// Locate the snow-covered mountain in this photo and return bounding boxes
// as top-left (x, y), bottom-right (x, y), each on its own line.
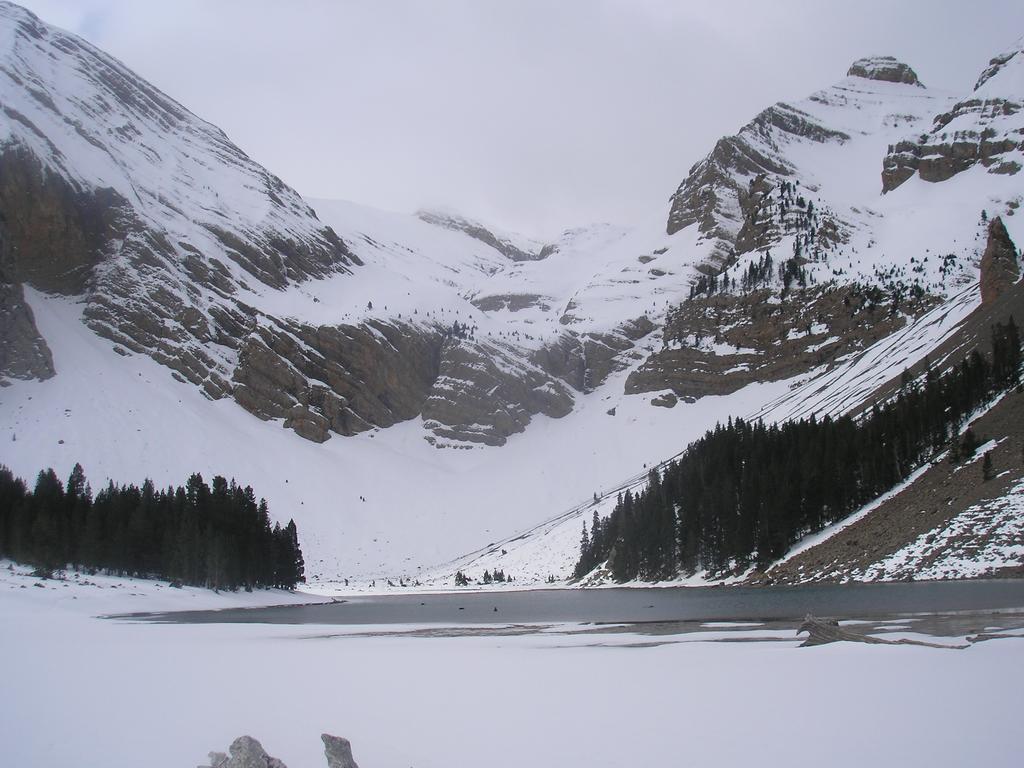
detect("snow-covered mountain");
top-left (0, 2), bottom-right (356, 400)
top-left (1, 1), bottom-right (1022, 586)
top-left (415, 45), bottom-right (1024, 585)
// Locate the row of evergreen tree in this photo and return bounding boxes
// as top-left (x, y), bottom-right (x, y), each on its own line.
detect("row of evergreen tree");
top-left (688, 252), bottom-right (775, 300)
top-left (0, 465), bottom-right (305, 590)
top-left (576, 318), bottom-right (1021, 582)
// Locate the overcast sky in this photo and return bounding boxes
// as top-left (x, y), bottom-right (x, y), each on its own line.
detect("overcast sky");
top-left (14, 0), bottom-right (1024, 238)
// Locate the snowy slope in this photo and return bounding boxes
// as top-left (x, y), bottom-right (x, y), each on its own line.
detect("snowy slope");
top-left (301, 200), bottom-right (693, 345)
top-left (0, 283), bottom-right (796, 584)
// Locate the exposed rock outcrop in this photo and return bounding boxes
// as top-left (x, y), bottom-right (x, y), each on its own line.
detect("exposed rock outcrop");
top-left (882, 100), bottom-right (1023, 191)
top-left (627, 285), bottom-right (936, 400)
top-left (423, 337), bottom-right (574, 446)
top-left (0, 204), bottom-right (54, 383)
top-left (417, 210), bottom-right (548, 262)
top-left (471, 293), bottom-right (551, 312)
top-left (200, 736), bottom-right (287, 768)
top-left (0, 277), bottom-right (54, 383)
top-left (666, 102), bottom-right (848, 269)
top-left (732, 175), bottom-right (847, 259)
top-left (231, 315), bottom-right (629, 446)
top-left (232, 318), bottom-right (443, 442)
top-left (975, 48), bottom-right (1020, 91)
top-left (882, 43), bottom-right (1023, 192)
top-left (198, 734), bottom-right (360, 768)
top-left (979, 216), bottom-right (1020, 304)
top-left (0, 145), bottom-right (125, 294)
top-left (322, 734), bottom-right (360, 768)
top-left (529, 317), bottom-right (654, 395)
top-left (847, 56), bottom-right (923, 87)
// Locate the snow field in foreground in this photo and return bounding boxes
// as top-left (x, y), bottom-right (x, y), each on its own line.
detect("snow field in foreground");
top-left (1, 564), bottom-right (1021, 768)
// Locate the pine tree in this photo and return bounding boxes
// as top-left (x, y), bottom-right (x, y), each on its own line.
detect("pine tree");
top-left (960, 428), bottom-right (980, 460)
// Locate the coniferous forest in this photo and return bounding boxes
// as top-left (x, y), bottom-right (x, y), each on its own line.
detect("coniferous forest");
top-left (576, 318), bottom-right (1022, 582)
top-left (0, 466), bottom-right (305, 590)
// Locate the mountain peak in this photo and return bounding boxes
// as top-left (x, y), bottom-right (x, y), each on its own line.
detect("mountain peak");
top-left (847, 56), bottom-right (923, 87)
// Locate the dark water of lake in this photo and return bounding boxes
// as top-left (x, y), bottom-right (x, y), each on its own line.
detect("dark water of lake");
top-left (121, 579), bottom-right (1024, 626)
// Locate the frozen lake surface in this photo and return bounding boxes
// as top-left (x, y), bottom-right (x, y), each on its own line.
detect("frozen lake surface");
top-left (128, 579), bottom-right (1024, 625)
top-left (6, 563), bottom-right (1024, 768)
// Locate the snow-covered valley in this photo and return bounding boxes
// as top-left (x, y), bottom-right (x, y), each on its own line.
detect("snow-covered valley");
top-left (2, 5), bottom-right (1024, 768)
top-left (0, 5), bottom-right (1023, 590)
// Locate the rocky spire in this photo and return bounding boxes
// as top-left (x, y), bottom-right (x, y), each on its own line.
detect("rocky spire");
top-left (980, 216), bottom-right (1020, 305)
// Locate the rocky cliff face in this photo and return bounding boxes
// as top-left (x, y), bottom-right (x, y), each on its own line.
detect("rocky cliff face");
top-left (626, 284), bottom-right (936, 401)
top-left (232, 317), bottom-right (443, 442)
top-left (664, 101), bottom-right (849, 265)
top-left (423, 336), bottom-right (574, 446)
top-left (0, 145), bottom-right (124, 294)
top-left (0, 200), bottom-right (54, 383)
top-left (0, 278), bottom-right (53, 384)
top-left (882, 42), bottom-right (1024, 192)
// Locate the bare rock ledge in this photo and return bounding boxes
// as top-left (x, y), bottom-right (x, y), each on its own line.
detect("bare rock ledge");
top-left (199, 734), bottom-right (359, 768)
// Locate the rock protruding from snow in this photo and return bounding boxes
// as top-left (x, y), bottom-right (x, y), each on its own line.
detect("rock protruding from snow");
top-left (199, 735), bottom-right (360, 768)
top-left (980, 217), bottom-right (1020, 305)
top-left (232, 317), bottom-right (442, 442)
top-left (664, 101), bottom-right (853, 264)
top-left (417, 209), bottom-right (548, 262)
top-left (0, 277), bottom-right (54, 384)
top-left (625, 284), bottom-right (936, 401)
top-left (797, 615), bottom-right (966, 649)
top-left (322, 734), bottom-right (361, 768)
top-left (200, 736), bottom-right (287, 768)
top-left (882, 42), bottom-right (1023, 192)
top-left (974, 44), bottom-right (1022, 91)
top-left (847, 56), bottom-right (923, 87)
top-left (422, 335), bottom-right (574, 446)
